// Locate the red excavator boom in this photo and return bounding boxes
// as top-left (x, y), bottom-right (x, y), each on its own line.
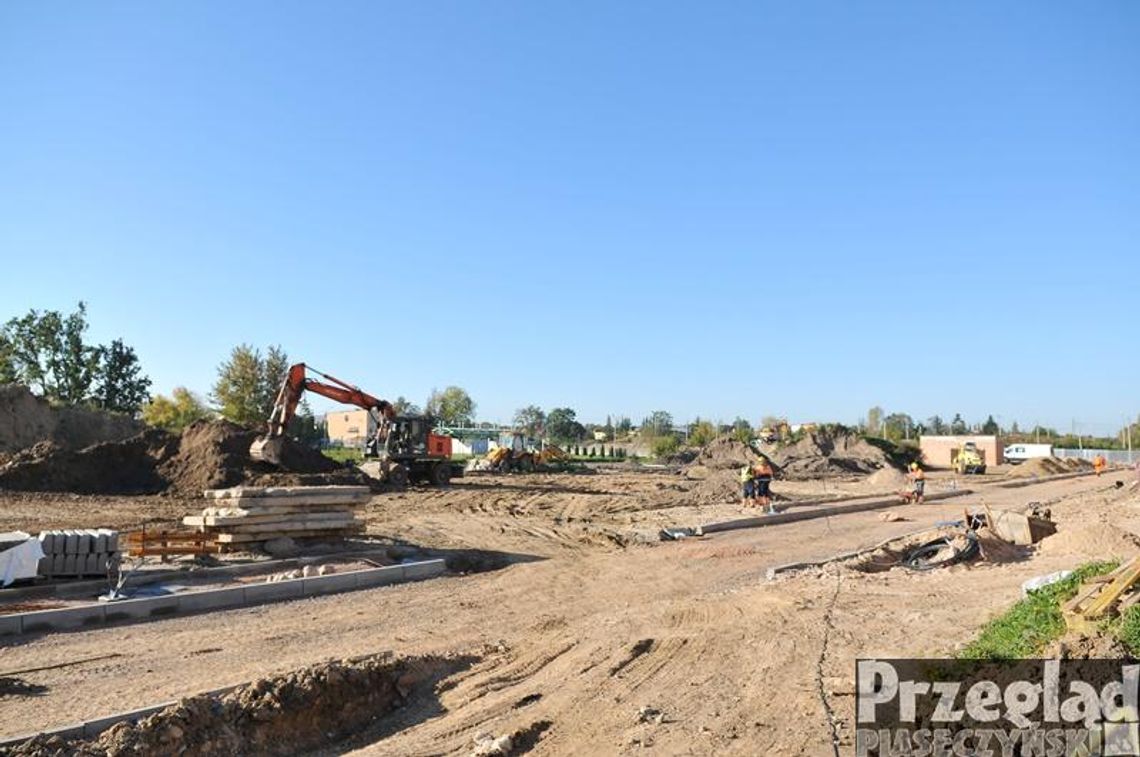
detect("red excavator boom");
top-left (250, 363), bottom-right (395, 466)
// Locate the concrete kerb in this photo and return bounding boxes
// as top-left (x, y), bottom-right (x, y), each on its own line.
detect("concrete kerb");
top-left (0, 682), bottom-right (247, 748)
top-left (0, 559), bottom-right (446, 638)
top-left (696, 489), bottom-right (974, 536)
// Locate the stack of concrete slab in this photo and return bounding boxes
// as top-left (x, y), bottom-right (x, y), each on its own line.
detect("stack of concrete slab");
top-left (37, 529), bottom-right (120, 578)
top-left (183, 486), bottom-right (369, 546)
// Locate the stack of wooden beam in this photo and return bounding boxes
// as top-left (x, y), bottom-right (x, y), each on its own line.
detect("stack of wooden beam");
top-left (183, 485), bottom-right (369, 546)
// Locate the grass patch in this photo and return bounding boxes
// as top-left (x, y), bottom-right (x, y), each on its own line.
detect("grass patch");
top-left (322, 447), bottom-right (363, 463)
top-left (958, 561), bottom-right (1118, 660)
top-left (1117, 606), bottom-right (1140, 656)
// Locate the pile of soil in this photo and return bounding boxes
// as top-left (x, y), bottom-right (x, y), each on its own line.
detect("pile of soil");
top-left (1006, 457), bottom-right (1093, 478)
top-left (0, 419), bottom-right (363, 495)
top-left (681, 436), bottom-right (769, 504)
top-left (864, 467), bottom-right (910, 491)
top-left (5, 653), bottom-right (469, 757)
top-left (766, 430), bottom-right (900, 480)
top-left (0, 384), bottom-right (142, 459)
top-left (1036, 521), bottom-right (1140, 560)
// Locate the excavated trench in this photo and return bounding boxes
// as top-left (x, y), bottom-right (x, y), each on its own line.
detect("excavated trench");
top-left (2, 653), bottom-right (479, 757)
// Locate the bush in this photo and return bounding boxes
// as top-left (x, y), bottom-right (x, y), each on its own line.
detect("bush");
top-left (651, 435), bottom-right (681, 458)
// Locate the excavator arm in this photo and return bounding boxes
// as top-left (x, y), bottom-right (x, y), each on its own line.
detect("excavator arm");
top-left (251, 363), bottom-right (395, 465)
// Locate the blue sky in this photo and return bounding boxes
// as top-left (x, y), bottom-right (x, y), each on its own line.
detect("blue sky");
top-left (1, 2), bottom-right (1137, 433)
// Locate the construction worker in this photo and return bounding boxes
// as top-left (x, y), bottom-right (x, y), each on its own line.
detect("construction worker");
top-left (755, 456), bottom-right (775, 513)
top-left (739, 463), bottom-right (758, 505)
top-left (908, 462), bottom-right (926, 504)
top-left (1093, 454), bottom-right (1107, 477)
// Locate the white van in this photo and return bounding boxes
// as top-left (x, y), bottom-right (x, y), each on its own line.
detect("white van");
top-left (1003, 443), bottom-right (1053, 464)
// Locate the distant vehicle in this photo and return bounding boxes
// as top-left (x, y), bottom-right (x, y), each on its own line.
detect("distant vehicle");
top-left (1003, 443), bottom-right (1054, 464)
top-left (954, 442), bottom-right (987, 475)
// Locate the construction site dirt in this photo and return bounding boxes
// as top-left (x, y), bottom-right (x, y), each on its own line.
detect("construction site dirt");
top-left (0, 466), bottom-right (1135, 755)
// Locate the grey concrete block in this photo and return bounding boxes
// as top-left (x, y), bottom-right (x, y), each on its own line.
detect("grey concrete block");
top-left (0, 613), bottom-right (22, 636)
top-left (81, 703), bottom-right (170, 739)
top-left (93, 532), bottom-right (107, 553)
top-left (65, 531), bottom-right (79, 554)
top-left (76, 533), bottom-right (92, 555)
top-left (103, 595), bottom-right (179, 622)
top-left (37, 556), bottom-right (52, 577)
top-left (20, 604), bottom-right (106, 633)
top-left (356, 565), bottom-right (405, 589)
top-left (105, 531), bottom-right (119, 552)
top-left (52, 553), bottom-right (66, 574)
top-left (178, 586), bottom-right (247, 614)
top-left (243, 579), bottom-right (305, 604)
top-left (38, 532), bottom-right (55, 554)
top-left (63, 554), bottom-right (78, 575)
top-left (301, 572), bottom-right (358, 597)
top-left (401, 559), bottom-right (446, 581)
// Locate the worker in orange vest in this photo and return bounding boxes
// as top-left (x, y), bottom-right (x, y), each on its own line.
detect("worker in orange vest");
top-left (1094, 454), bottom-right (1107, 476)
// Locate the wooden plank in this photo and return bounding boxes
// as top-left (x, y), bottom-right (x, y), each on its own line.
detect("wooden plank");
top-left (206, 494), bottom-right (370, 508)
top-left (1082, 556), bottom-right (1140, 619)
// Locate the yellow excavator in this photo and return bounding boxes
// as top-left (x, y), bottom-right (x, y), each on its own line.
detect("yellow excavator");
top-left (486, 436), bottom-right (569, 472)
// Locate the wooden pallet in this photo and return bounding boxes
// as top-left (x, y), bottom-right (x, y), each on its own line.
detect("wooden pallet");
top-left (1063, 556), bottom-right (1140, 633)
top-left (123, 529), bottom-right (222, 558)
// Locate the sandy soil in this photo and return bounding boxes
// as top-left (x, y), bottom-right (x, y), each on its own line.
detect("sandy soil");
top-left (0, 469), bottom-right (1134, 755)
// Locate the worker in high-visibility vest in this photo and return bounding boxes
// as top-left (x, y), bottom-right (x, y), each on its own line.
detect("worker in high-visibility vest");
top-left (739, 464), bottom-right (758, 505)
top-left (1094, 454), bottom-right (1107, 477)
top-left (909, 462), bottom-right (926, 503)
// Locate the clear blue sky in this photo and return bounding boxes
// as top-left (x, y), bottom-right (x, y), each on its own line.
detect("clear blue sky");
top-left (1, 2), bottom-right (1137, 434)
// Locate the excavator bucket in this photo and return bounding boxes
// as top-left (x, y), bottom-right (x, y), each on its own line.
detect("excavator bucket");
top-left (249, 436), bottom-right (286, 466)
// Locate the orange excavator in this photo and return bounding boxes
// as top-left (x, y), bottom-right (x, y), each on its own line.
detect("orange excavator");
top-left (250, 363), bottom-right (396, 467)
top-left (250, 363), bottom-right (460, 487)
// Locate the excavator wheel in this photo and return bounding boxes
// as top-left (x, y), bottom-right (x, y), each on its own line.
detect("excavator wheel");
top-left (386, 463), bottom-right (409, 488)
top-left (430, 462), bottom-right (451, 487)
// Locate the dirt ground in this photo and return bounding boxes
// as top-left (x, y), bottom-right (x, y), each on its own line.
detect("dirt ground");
top-left (0, 468), bottom-right (1135, 754)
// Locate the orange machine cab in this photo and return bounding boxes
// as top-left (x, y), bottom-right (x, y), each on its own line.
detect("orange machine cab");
top-left (428, 433), bottom-right (452, 457)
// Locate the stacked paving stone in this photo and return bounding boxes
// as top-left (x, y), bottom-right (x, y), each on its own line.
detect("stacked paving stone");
top-left (37, 529), bottom-right (121, 578)
top-left (183, 485), bottom-right (369, 546)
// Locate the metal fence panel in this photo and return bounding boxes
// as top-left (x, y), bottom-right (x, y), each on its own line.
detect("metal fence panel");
top-left (1054, 448), bottom-right (1137, 465)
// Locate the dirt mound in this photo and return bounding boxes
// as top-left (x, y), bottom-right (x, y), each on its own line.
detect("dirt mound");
top-left (1037, 521), bottom-right (1140, 560)
top-left (766, 429), bottom-right (900, 481)
top-left (0, 384), bottom-right (143, 456)
top-left (1007, 457), bottom-right (1093, 478)
top-left (6, 653), bottom-right (475, 757)
top-left (0, 419), bottom-right (358, 495)
top-left (687, 436), bottom-right (764, 471)
top-left (864, 467), bottom-right (910, 491)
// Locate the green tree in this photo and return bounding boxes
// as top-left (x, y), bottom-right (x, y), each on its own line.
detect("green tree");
top-left (651, 434), bottom-right (680, 458)
top-left (142, 387), bottom-right (211, 432)
top-left (866, 406), bottom-right (884, 436)
top-left (4, 302), bottom-right (101, 403)
top-left (604, 414), bottom-right (615, 441)
top-left (981, 415), bottom-right (1000, 435)
top-left (642, 411), bottom-right (673, 438)
top-left (392, 396), bottom-right (422, 416)
top-left (688, 418), bottom-right (717, 447)
top-left (950, 413), bottom-right (968, 435)
top-left (425, 386), bottom-right (476, 425)
top-left (513, 405), bottom-right (545, 436)
top-left (92, 338), bottom-right (151, 413)
top-left (212, 344), bottom-right (290, 428)
top-left (0, 332), bottom-right (17, 384)
top-left (616, 416), bottom-right (632, 437)
top-left (288, 398), bottom-right (325, 448)
top-left (883, 413), bottom-right (914, 442)
top-left (546, 407), bottom-right (585, 442)
top-left (927, 415), bottom-right (947, 435)
top-left (731, 417), bottom-right (753, 444)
